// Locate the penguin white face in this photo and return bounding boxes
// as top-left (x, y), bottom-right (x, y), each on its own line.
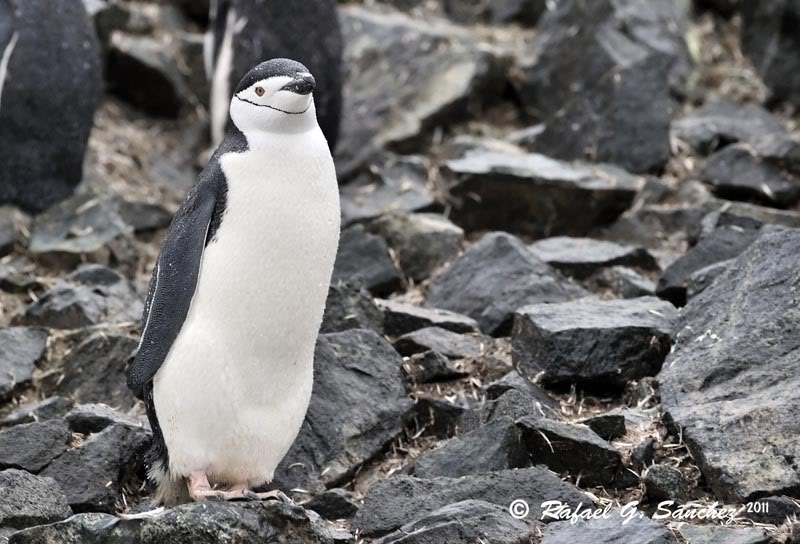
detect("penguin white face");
top-left (229, 59), bottom-right (318, 136)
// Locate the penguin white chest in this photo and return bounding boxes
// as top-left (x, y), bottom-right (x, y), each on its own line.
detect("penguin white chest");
top-left (153, 134), bottom-right (340, 486)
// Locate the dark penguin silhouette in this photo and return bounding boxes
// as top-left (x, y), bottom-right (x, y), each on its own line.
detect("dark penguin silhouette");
top-left (207, 0), bottom-right (343, 151)
top-left (0, 0), bottom-right (102, 213)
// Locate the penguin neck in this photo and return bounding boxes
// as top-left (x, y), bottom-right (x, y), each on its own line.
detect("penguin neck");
top-left (241, 125), bottom-right (324, 154)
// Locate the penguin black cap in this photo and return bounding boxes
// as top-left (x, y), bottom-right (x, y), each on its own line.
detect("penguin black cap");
top-left (235, 58), bottom-right (316, 95)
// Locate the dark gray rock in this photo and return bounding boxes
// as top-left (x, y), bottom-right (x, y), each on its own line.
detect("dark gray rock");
top-left (701, 145), bottom-right (800, 207)
top-left (106, 32), bottom-right (189, 118)
top-left (408, 351), bottom-right (468, 383)
top-left (394, 327), bottom-right (487, 359)
top-left (320, 283), bottom-right (383, 334)
top-left (427, 232), bottom-right (588, 335)
top-left (414, 416), bottom-right (528, 478)
top-left (374, 499), bottom-right (539, 544)
top-left (340, 156), bottom-right (437, 225)
top-left (675, 524), bottom-right (770, 544)
top-left (0, 420), bottom-right (71, 473)
top-left (513, 297), bottom-right (677, 390)
top-left (542, 514), bottom-right (674, 544)
top-left (643, 464), bottom-right (690, 502)
top-left (514, 0), bottom-right (689, 173)
top-left (412, 398), bottom-right (470, 439)
top-left (529, 237), bottom-right (658, 279)
top-left (0, 207), bottom-right (28, 257)
top-left (602, 205), bottom-right (709, 250)
top-left (590, 266), bottom-right (657, 299)
top-left (0, 328), bottom-right (48, 402)
top-left (0, 469), bottom-right (72, 538)
top-left (274, 330), bottom-right (413, 492)
top-left (353, 467), bottom-right (586, 538)
top-left (461, 388), bottom-right (558, 433)
top-left (658, 228), bottom-right (800, 501)
top-left (39, 422), bottom-right (150, 513)
top-left (686, 259), bottom-right (732, 300)
top-left (443, 0), bottom-right (548, 25)
top-left (581, 414), bottom-right (627, 441)
top-left (444, 150), bottom-right (643, 237)
top-left (115, 199), bottom-right (173, 233)
top-left (656, 222), bottom-right (763, 306)
top-left (632, 437), bottom-right (657, 470)
top-left (16, 265), bottom-right (142, 330)
top-left (484, 371), bottom-right (559, 411)
top-left (52, 334), bottom-right (138, 410)
top-left (337, 6), bottom-right (505, 177)
top-left (305, 488), bottom-right (360, 521)
top-left (741, 0), bottom-right (800, 107)
top-left (743, 495), bottom-right (800, 525)
top-left (64, 404), bottom-right (145, 435)
top-left (379, 299), bottom-right (479, 336)
top-left (517, 417), bottom-right (636, 488)
top-left (9, 501), bottom-right (347, 544)
top-left (367, 213), bottom-right (463, 282)
top-left (672, 99), bottom-right (788, 154)
top-left (0, 0), bottom-right (102, 214)
top-left (332, 225), bottom-right (403, 296)
top-left (0, 398), bottom-right (74, 429)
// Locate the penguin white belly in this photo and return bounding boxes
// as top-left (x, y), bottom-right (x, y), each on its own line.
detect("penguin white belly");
top-left (153, 135), bottom-right (340, 486)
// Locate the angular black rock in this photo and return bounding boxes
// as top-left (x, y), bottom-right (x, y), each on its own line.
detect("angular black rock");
top-left (529, 237), bottom-right (658, 279)
top-left (741, 0), bottom-right (800, 107)
top-left (513, 0), bottom-right (689, 173)
top-left (656, 221), bottom-right (763, 306)
top-left (412, 398), bottom-right (469, 439)
top-left (320, 282), bottom-right (384, 334)
top-left (378, 299), bottom-right (479, 337)
top-left (8, 501), bottom-right (347, 544)
top-left (337, 6), bottom-right (505, 177)
top-left (408, 351), bottom-right (468, 383)
top-left (484, 371), bottom-right (559, 412)
top-left (0, 469), bottom-right (72, 539)
top-left (701, 145), bottom-right (800, 208)
top-left (0, 420), bottom-right (71, 473)
top-left (643, 464), bottom-right (690, 503)
top-left (367, 213), bottom-right (463, 282)
top-left (541, 514), bottom-right (675, 544)
top-left (686, 259), bottom-right (732, 300)
top-left (17, 265), bottom-right (142, 330)
top-left (414, 416), bottom-right (528, 479)
top-left (353, 467), bottom-right (586, 538)
top-left (305, 488), bottom-right (361, 521)
top-left (394, 327), bottom-right (487, 359)
top-left (517, 417), bottom-right (636, 488)
top-left (443, 149), bottom-right (643, 238)
top-left (631, 437), bottom-right (657, 470)
top-left (39, 422), bottom-right (150, 513)
top-left (340, 156), bottom-right (438, 225)
top-left (427, 232), bottom-right (588, 335)
top-left (590, 266), bottom-right (657, 299)
top-left (52, 334), bottom-right (139, 410)
top-left (581, 414), bottom-right (627, 441)
top-left (0, 328), bottom-right (48, 402)
top-left (659, 228), bottom-right (800, 501)
top-left (332, 225), bottom-right (403, 296)
top-left (274, 330), bottom-right (413, 492)
top-left (672, 99), bottom-right (788, 154)
top-left (374, 499), bottom-right (540, 544)
top-left (513, 297), bottom-right (677, 390)
top-left (0, 0), bottom-right (102, 213)
top-left (0, 398), bottom-right (74, 429)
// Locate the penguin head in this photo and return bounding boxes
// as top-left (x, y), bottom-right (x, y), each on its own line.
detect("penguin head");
top-left (229, 58), bottom-right (317, 135)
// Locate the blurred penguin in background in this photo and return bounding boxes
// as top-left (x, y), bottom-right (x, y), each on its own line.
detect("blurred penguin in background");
top-left (206, 0), bottom-right (343, 151)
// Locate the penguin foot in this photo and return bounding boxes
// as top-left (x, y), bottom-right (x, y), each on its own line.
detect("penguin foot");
top-left (187, 471), bottom-right (224, 502)
top-left (216, 485), bottom-right (293, 504)
top-left (251, 489), bottom-right (294, 504)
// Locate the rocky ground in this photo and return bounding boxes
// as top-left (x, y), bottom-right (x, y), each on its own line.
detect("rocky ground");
top-left (2, 0), bottom-right (800, 543)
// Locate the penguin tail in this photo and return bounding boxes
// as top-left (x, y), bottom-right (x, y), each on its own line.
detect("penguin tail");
top-left (149, 458), bottom-right (191, 506)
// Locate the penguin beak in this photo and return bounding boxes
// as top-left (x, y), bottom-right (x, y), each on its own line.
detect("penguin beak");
top-left (280, 72), bottom-right (316, 95)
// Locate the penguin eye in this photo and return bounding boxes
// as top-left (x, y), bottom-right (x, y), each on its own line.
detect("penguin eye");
top-left (254, 86), bottom-right (265, 97)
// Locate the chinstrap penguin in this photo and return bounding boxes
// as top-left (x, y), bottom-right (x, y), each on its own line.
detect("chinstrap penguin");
top-left (127, 58), bottom-right (341, 505)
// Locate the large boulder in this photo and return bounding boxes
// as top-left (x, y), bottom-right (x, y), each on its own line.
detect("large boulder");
top-left (0, 0), bottom-right (102, 213)
top-left (336, 6), bottom-right (505, 177)
top-left (274, 329), bottom-right (413, 492)
top-left (658, 228), bottom-right (800, 501)
top-left (513, 0), bottom-right (690, 173)
top-left (443, 148), bottom-right (643, 237)
top-left (426, 232), bottom-right (588, 335)
top-left (0, 469), bottom-right (72, 540)
top-left (741, 0), bottom-right (800, 107)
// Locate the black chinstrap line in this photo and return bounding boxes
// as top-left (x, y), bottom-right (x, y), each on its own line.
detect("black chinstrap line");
top-left (235, 95), bottom-right (311, 115)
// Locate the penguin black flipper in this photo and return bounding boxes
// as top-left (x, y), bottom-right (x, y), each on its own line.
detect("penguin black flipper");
top-left (126, 169), bottom-right (228, 397)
